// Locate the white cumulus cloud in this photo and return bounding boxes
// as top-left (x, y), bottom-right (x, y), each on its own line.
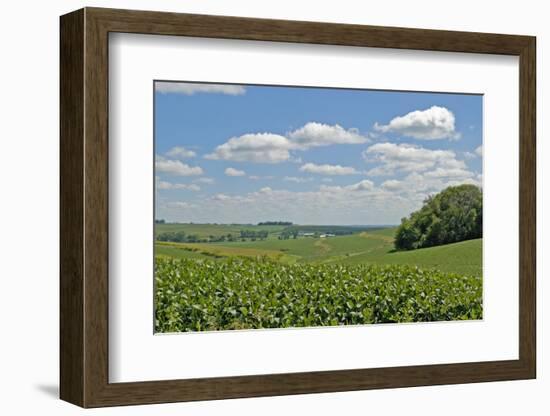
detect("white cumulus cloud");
top-left (212, 194), bottom-right (231, 201)
top-left (249, 175), bottom-right (274, 180)
top-left (300, 162), bottom-right (359, 176)
top-left (225, 167), bottom-right (246, 177)
top-left (165, 201), bottom-right (196, 209)
top-left (155, 156), bottom-right (203, 176)
top-left (374, 106), bottom-right (460, 140)
top-left (423, 167), bottom-right (474, 180)
top-left (205, 133), bottom-right (292, 164)
top-left (381, 179), bottom-right (403, 191)
top-left (288, 122), bottom-right (369, 148)
top-left (194, 177), bottom-right (215, 184)
top-left (475, 145), bottom-right (483, 157)
top-left (320, 179), bottom-right (374, 193)
top-left (166, 146), bottom-right (196, 159)
top-left (155, 82), bottom-right (246, 95)
top-left (344, 179), bottom-right (375, 191)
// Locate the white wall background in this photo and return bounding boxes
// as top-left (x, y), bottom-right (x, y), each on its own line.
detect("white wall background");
top-left (0, 0), bottom-right (545, 414)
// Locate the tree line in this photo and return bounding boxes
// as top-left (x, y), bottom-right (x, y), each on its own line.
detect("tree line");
top-left (156, 229), bottom-right (269, 244)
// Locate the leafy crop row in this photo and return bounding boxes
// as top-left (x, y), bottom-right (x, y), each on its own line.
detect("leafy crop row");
top-left (155, 257), bottom-right (482, 332)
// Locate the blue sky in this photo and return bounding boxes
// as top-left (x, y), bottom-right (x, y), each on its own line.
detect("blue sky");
top-left (154, 81), bottom-right (482, 225)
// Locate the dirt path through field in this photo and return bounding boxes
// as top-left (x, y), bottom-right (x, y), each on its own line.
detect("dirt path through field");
top-left (313, 239), bottom-right (331, 254)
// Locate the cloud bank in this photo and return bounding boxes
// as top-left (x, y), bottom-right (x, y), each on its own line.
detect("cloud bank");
top-left (156, 180), bottom-right (201, 191)
top-left (363, 142), bottom-right (469, 177)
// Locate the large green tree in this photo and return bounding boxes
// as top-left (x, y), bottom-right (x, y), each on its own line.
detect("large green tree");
top-left (394, 184), bottom-right (482, 250)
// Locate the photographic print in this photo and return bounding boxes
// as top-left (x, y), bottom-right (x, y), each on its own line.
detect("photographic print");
top-left (154, 81), bottom-right (483, 333)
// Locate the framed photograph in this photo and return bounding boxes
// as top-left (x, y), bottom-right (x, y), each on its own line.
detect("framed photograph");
top-left (60, 7), bottom-right (536, 408)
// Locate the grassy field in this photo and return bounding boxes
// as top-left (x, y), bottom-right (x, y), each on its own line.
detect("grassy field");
top-left (340, 238), bottom-right (482, 277)
top-left (155, 224), bottom-right (482, 277)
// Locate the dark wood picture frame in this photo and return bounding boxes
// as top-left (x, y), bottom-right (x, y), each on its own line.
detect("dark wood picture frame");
top-left (60, 7), bottom-right (536, 408)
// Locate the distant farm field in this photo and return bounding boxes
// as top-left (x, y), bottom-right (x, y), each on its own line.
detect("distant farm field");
top-left (154, 224), bottom-right (481, 277)
top-left (156, 241), bottom-right (300, 263)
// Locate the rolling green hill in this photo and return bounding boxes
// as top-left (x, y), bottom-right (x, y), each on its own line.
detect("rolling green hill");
top-left (155, 225), bottom-right (482, 277)
top-left (336, 237), bottom-right (482, 277)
